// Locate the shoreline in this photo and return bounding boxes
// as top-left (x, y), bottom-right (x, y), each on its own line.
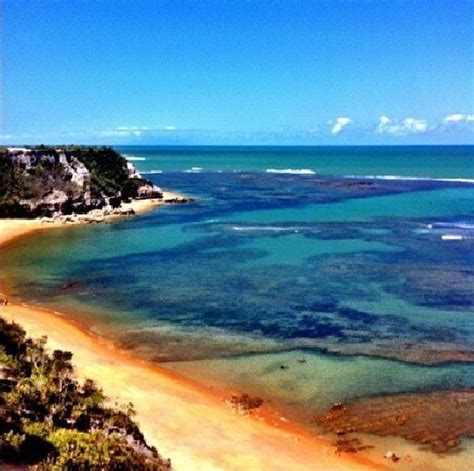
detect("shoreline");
top-left (0, 299), bottom-right (384, 471)
top-left (0, 190), bottom-right (186, 248)
top-left (0, 205), bottom-right (387, 470)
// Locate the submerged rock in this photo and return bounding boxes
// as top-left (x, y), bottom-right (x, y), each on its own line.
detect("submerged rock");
top-left (225, 393), bottom-right (263, 415)
top-left (313, 389), bottom-right (474, 453)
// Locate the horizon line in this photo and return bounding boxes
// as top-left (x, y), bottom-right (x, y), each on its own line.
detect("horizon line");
top-left (3, 143), bottom-right (473, 148)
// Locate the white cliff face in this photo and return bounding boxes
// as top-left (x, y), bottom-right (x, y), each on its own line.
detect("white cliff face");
top-left (6, 151), bottom-right (91, 190)
top-left (126, 161), bottom-right (142, 179)
top-left (42, 189), bottom-right (69, 206)
top-left (56, 154), bottom-right (91, 188)
top-left (10, 152), bottom-right (35, 167)
top-left (7, 147), bottom-right (30, 152)
top-left (59, 153), bottom-right (69, 165)
top-left (69, 158), bottom-right (90, 188)
top-left (127, 160), bottom-right (142, 178)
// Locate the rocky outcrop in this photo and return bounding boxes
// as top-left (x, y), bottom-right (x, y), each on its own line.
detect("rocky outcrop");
top-left (313, 389), bottom-right (474, 453)
top-left (136, 183), bottom-right (163, 199)
top-left (126, 161), bottom-right (142, 179)
top-left (164, 196), bottom-right (194, 204)
top-left (68, 157), bottom-right (90, 188)
top-left (0, 146), bottom-right (171, 218)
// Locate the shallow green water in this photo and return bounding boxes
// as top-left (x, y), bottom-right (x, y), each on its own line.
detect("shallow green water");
top-left (3, 146), bottom-right (474, 447)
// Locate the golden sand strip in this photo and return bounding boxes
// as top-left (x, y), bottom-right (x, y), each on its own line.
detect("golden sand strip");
top-left (0, 191), bottom-right (182, 248)
top-left (0, 214), bottom-right (385, 470)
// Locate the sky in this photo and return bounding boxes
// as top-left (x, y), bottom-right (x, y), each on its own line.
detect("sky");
top-left (2, 0), bottom-right (473, 145)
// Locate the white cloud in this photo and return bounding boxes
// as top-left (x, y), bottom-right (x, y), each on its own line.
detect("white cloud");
top-left (375, 115), bottom-right (428, 135)
top-left (330, 117), bottom-right (353, 135)
top-left (99, 126), bottom-right (158, 138)
top-left (443, 113), bottom-right (474, 124)
top-left (99, 129), bottom-right (130, 137)
top-left (114, 126), bottom-right (150, 131)
top-left (103, 125), bottom-right (180, 136)
top-left (403, 118), bottom-right (428, 133)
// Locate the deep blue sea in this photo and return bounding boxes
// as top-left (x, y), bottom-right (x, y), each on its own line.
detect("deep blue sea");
top-left (3, 146), bottom-right (474, 437)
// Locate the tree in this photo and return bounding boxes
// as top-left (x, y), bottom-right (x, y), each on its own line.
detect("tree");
top-left (0, 318), bottom-right (170, 469)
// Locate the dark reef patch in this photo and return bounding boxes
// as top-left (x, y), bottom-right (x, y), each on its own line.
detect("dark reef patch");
top-left (3, 172), bottom-right (473, 365)
top-left (313, 389), bottom-right (474, 453)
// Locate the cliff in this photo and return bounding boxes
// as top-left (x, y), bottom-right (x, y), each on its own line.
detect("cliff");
top-left (0, 146), bottom-right (163, 218)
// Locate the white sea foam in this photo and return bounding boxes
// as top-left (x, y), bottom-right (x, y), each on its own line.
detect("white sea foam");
top-left (417, 221), bottom-right (473, 239)
top-left (265, 168), bottom-right (316, 175)
top-left (185, 167), bottom-right (203, 173)
top-left (123, 155), bottom-right (146, 161)
top-left (345, 175), bottom-right (474, 184)
top-left (141, 170), bottom-right (163, 174)
top-left (441, 234), bottom-right (466, 241)
top-left (433, 222), bottom-right (474, 230)
top-left (232, 225), bottom-right (302, 232)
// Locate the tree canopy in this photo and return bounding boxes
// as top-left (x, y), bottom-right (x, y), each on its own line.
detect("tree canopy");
top-left (0, 317), bottom-right (171, 470)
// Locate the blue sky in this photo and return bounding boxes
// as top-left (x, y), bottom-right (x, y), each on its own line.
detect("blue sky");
top-left (2, 0), bottom-right (473, 145)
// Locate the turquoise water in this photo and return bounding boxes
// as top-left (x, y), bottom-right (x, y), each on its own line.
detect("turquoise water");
top-left (117, 145), bottom-right (474, 178)
top-left (166, 350), bottom-right (474, 414)
top-left (3, 146), bottom-right (474, 428)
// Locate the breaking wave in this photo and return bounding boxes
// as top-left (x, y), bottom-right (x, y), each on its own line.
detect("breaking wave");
top-left (265, 168), bottom-right (316, 175)
top-left (441, 235), bottom-right (468, 241)
top-left (123, 155), bottom-right (146, 161)
top-left (231, 225), bottom-right (303, 233)
top-left (431, 222), bottom-right (474, 230)
top-left (345, 175), bottom-right (474, 184)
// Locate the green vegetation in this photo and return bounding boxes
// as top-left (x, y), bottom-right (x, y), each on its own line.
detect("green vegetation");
top-left (0, 156), bottom-right (81, 217)
top-left (0, 156), bottom-right (23, 216)
top-left (121, 177), bottom-right (150, 200)
top-left (0, 146), bottom-right (156, 217)
top-left (67, 146), bottom-right (130, 199)
top-left (0, 317), bottom-right (171, 470)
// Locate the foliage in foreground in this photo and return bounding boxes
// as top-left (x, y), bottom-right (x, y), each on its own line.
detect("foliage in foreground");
top-left (0, 317), bottom-right (171, 470)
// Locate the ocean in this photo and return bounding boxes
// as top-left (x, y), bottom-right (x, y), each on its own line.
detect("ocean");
top-left (3, 145), bottom-right (474, 463)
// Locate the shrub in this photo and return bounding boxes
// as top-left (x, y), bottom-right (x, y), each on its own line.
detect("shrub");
top-left (0, 318), bottom-right (170, 469)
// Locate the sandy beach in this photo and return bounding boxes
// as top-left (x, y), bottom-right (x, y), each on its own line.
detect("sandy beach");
top-left (0, 190), bottom-right (183, 248)
top-left (0, 214), bottom-right (386, 471)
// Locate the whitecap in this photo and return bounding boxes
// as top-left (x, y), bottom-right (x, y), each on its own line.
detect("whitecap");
top-left (345, 175), bottom-right (474, 184)
top-left (441, 234), bottom-right (466, 241)
top-left (123, 155), bottom-right (146, 161)
top-left (433, 222), bottom-right (474, 230)
top-left (231, 225), bottom-right (302, 232)
top-left (265, 168), bottom-right (316, 175)
top-left (141, 170), bottom-right (163, 174)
